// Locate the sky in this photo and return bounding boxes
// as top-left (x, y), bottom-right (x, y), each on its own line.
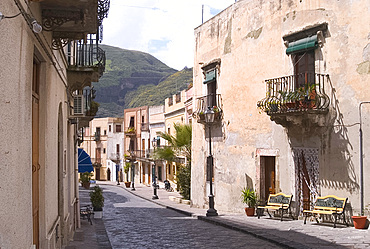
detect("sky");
top-left (102, 0), bottom-right (236, 70)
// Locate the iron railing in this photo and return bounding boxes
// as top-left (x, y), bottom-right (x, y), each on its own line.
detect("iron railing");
top-left (257, 73), bottom-right (330, 114)
top-left (193, 94), bottom-right (223, 124)
top-left (141, 123), bottom-right (149, 131)
top-left (68, 34), bottom-right (106, 77)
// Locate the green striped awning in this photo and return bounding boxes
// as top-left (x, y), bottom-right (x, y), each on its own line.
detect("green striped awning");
top-left (286, 35), bottom-right (318, 55)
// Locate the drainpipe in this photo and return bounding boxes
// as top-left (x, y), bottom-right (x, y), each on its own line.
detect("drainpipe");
top-left (359, 101), bottom-right (370, 216)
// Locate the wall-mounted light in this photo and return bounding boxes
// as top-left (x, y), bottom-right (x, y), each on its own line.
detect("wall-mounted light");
top-left (30, 17), bottom-right (42, 33)
top-left (0, 10), bottom-right (42, 33)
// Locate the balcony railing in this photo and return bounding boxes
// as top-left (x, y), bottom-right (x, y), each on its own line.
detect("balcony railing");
top-left (257, 73), bottom-right (330, 115)
top-left (141, 123), bottom-right (149, 131)
top-left (110, 153), bottom-right (120, 163)
top-left (68, 35), bottom-right (106, 78)
top-left (193, 94), bottom-right (223, 124)
top-left (125, 127), bottom-right (136, 136)
top-left (40, 0), bottom-right (110, 41)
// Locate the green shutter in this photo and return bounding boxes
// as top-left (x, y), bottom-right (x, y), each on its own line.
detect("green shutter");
top-left (286, 35), bottom-right (318, 55)
top-left (203, 69), bottom-right (216, 84)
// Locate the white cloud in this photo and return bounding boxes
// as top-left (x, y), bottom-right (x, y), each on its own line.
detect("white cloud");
top-left (102, 0), bottom-right (236, 70)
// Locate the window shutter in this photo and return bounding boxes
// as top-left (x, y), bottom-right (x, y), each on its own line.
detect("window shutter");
top-left (203, 69), bottom-right (216, 84)
top-left (286, 35), bottom-right (318, 55)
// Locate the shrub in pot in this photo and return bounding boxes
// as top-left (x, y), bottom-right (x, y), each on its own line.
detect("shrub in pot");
top-left (90, 186), bottom-right (104, 218)
top-left (241, 187), bottom-right (258, 216)
top-left (80, 172), bottom-right (93, 189)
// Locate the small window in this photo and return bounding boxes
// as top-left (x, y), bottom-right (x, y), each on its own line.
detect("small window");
top-left (104, 130), bottom-right (107, 135)
top-left (116, 124), bottom-right (122, 132)
top-left (109, 125), bottom-right (111, 132)
top-left (168, 97), bottom-right (173, 106)
top-left (116, 144), bottom-right (120, 153)
top-left (175, 93), bottom-right (181, 103)
top-left (103, 148), bottom-right (106, 154)
top-left (142, 115), bottom-right (145, 123)
top-left (168, 127), bottom-right (170, 134)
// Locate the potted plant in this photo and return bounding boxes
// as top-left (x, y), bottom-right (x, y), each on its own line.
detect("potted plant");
top-left (241, 187), bottom-right (258, 216)
top-left (351, 215), bottom-right (368, 229)
top-left (124, 162), bottom-right (131, 187)
top-left (90, 186), bottom-right (104, 218)
top-left (80, 172), bottom-right (93, 189)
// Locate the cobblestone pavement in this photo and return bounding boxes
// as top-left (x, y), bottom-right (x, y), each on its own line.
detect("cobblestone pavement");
top-left (101, 184), bottom-right (283, 249)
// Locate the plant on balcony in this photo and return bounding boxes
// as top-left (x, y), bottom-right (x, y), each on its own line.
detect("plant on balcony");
top-left (297, 83), bottom-right (317, 109)
top-left (126, 127), bottom-right (135, 133)
top-left (87, 101), bottom-right (99, 116)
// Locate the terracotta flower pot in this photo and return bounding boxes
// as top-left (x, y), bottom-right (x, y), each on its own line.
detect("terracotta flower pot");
top-left (245, 207), bottom-right (255, 216)
top-left (352, 216), bottom-right (368, 229)
top-left (124, 182), bottom-right (131, 188)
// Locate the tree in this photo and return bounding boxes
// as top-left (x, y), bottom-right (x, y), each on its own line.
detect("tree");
top-left (155, 123), bottom-right (192, 199)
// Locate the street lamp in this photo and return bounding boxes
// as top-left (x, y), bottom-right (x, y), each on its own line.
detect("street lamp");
top-left (116, 154), bottom-right (120, 185)
top-left (204, 106), bottom-right (218, 216)
top-left (152, 138), bottom-right (159, 199)
top-left (130, 151), bottom-right (136, 191)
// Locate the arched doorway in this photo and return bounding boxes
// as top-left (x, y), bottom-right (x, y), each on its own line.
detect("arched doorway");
top-left (107, 168), bottom-right (111, 181)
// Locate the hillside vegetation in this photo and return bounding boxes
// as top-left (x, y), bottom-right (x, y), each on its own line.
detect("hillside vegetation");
top-left (93, 45), bottom-right (192, 117)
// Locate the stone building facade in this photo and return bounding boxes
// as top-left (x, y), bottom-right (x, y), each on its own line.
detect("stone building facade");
top-left (191, 0), bottom-right (370, 217)
top-left (0, 0), bottom-right (109, 248)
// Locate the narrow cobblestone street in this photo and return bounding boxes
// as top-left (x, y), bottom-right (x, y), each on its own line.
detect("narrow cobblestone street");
top-left (101, 184), bottom-right (282, 249)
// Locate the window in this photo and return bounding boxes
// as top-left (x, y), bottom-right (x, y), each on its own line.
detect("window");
top-left (129, 139), bottom-right (135, 152)
top-left (168, 127), bottom-right (170, 134)
top-left (116, 144), bottom-right (120, 153)
top-left (109, 125), bottom-right (111, 132)
top-left (129, 117), bottom-right (135, 128)
top-left (103, 148), bottom-right (106, 154)
top-left (175, 93), bottom-right (181, 103)
top-left (158, 166), bottom-right (162, 181)
top-left (142, 115), bottom-right (144, 123)
top-left (203, 68), bottom-right (217, 108)
top-left (168, 97), bottom-right (173, 106)
top-left (116, 124), bottom-right (122, 132)
top-left (104, 130), bottom-right (107, 135)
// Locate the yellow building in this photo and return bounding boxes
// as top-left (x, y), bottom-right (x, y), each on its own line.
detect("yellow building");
top-left (164, 90), bottom-right (187, 188)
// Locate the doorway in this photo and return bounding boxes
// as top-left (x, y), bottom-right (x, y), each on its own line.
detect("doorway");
top-left (293, 148), bottom-right (320, 214)
top-left (32, 59), bottom-right (40, 249)
top-left (260, 156), bottom-right (276, 202)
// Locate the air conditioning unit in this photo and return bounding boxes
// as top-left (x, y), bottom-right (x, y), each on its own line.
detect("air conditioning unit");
top-left (73, 95), bottom-right (84, 115)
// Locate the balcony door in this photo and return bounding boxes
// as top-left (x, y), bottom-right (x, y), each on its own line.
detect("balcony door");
top-left (293, 51), bottom-right (315, 87)
top-left (32, 59), bottom-right (40, 249)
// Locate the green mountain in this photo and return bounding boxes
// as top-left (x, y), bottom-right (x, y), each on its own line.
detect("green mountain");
top-left (93, 45), bottom-right (192, 117)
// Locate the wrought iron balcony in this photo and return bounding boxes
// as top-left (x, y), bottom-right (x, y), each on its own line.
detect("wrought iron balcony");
top-left (141, 123), bottom-right (149, 131)
top-left (257, 73), bottom-right (330, 114)
top-left (71, 87), bottom-right (99, 128)
top-left (257, 73), bottom-right (330, 126)
top-left (125, 127), bottom-right (136, 136)
top-left (67, 34), bottom-right (106, 91)
top-left (193, 94), bottom-right (223, 124)
top-left (110, 153), bottom-right (120, 163)
top-left (39, 0), bottom-right (110, 40)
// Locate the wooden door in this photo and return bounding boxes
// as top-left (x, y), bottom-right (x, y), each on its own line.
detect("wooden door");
top-left (32, 60), bottom-right (40, 248)
top-left (260, 156), bottom-right (276, 202)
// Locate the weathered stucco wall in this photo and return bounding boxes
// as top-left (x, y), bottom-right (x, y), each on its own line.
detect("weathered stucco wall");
top-left (0, 1), bottom-right (80, 247)
top-left (192, 0), bottom-right (370, 215)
